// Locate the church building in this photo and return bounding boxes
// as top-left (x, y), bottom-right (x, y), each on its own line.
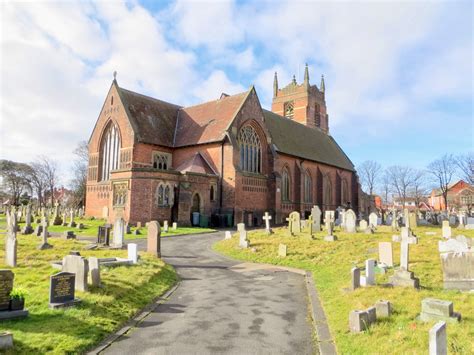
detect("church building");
top-left (85, 65), bottom-right (359, 226)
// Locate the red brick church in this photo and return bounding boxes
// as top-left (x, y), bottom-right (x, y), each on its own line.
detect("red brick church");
top-left (85, 66), bottom-right (359, 226)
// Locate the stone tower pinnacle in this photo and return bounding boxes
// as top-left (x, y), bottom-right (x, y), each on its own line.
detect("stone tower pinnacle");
top-left (273, 72), bottom-right (278, 98)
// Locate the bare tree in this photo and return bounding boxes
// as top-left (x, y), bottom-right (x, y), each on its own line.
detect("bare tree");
top-left (35, 156), bottom-right (59, 206)
top-left (380, 170), bottom-right (391, 205)
top-left (358, 160), bottom-right (382, 195)
top-left (28, 162), bottom-right (48, 207)
top-left (386, 165), bottom-right (416, 208)
top-left (69, 141), bottom-right (89, 207)
top-left (408, 169), bottom-right (428, 207)
top-left (427, 154), bottom-right (456, 211)
top-left (455, 152), bottom-right (474, 184)
top-left (0, 160), bottom-right (32, 205)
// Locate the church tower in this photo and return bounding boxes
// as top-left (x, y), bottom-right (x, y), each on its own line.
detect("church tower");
top-left (271, 64), bottom-right (329, 133)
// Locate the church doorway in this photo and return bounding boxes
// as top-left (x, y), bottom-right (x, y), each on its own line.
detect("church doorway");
top-left (190, 193), bottom-right (201, 225)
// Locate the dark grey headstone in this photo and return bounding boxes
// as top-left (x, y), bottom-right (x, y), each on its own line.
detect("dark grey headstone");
top-left (49, 272), bottom-right (75, 305)
top-left (0, 270), bottom-right (14, 311)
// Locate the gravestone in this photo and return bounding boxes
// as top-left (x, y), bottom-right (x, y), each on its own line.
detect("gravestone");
top-left (68, 209), bottom-right (76, 228)
top-left (125, 223), bottom-right (131, 234)
top-left (237, 223), bottom-right (245, 232)
top-left (38, 221), bottom-right (52, 250)
top-left (438, 239), bottom-right (469, 253)
top-left (163, 221), bottom-right (169, 233)
top-left (63, 231), bottom-right (76, 239)
top-left (278, 244), bottom-right (287, 257)
top-left (0, 270), bottom-right (28, 320)
top-left (0, 332), bottom-right (13, 350)
top-left (0, 270), bottom-right (13, 312)
top-left (379, 242), bottom-right (394, 267)
top-left (375, 300), bottom-right (392, 318)
top-left (420, 298), bottom-right (461, 323)
top-left (349, 310), bottom-right (369, 333)
top-left (324, 210), bottom-right (335, 231)
top-left (137, 221), bottom-right (142, 229)
top-left (62, 255), bottom-right (89, 292)
top-left (5, 213), bottom-right (18, 267)
top-left (287, 211), bottom-right (301, 235)
top-left (239, 224), bottom-right (249, 248)
top-left (429, 321), bottom-right (447, 355)
top-left (359, 220), bottom-right (368, 230)
top-left (263, 212), bottom-right (273, 234)
top-left (311, 206), bottom-right (321, 232)
top-left (49, 272), bottom-right (81, 308)
top-left (369, 213), bottom-right (378, 228)
top-left (324, 221), bottom-right (337, 241)
top-left (128, 243), bottom-right (138, 264)
top-left (389, 235), bottom-right (419, 288)
top-left (21, 204), bottom-right (33, 235)
top-left (224, 231), bottom-right (232, 240)
top-left (442, 221), bottom-right (451, 239)
top-left (440, 252), bottom-right (474, 290)
top-left (172, 222), bottom-right (177, 231)
top-left (360, 259), bottom-right (376, 286)
top-left (351, 267), bottom-right (360, 291)
top-left (52, 202), bottom-right (62, 225)
top-left (112, 218), bottom-right (125, 248)
top-left (147, 221), bottom-right (161, 257)
top-left (89, 257), bottom-right (101, 287)
top-left (367, 306), bottom-right (376, 324)
top-left (344, 209), bottom-right (357, 233)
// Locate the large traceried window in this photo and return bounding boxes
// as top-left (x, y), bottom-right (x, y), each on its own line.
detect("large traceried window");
top-left (238, 125), bottom-right (262, 174)
top-left (282, 167), bottom-right (290, 201)
top-left (323, 174), bottom-right (332, 207)
top-left (304, 171), bottom-right (312, 203)
top-left (284, 101), bottom-right (294, 119)
top-left (156, 183), bottom-right (173, 207)
top-left (100, 122), bottom-right (121, 181)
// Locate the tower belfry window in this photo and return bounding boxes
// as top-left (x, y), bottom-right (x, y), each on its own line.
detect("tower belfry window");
top-left (284, 101), bottom-right (294, 119)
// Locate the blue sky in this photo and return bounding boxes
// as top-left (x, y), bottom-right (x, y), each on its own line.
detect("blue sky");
top-left (1, 0), bottom-right (472, 184)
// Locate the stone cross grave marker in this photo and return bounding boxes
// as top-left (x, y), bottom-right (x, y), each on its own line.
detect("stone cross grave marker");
top-left (324, 210), bottom-right (335, 231)
top-left (147, 221), bottom-right (161, 257)
top-left (112, 217), bottom-right (125, 248)
top-left (49, 271), bottom-right (81, 309)
top-left (68, 209), bottom-right (76, 228)
top-left (21, 204), bottom-right (33, 235)
top-left (287, 211), bottom-right (301, 235)
top-left (38, 220), bottom-right (52, 250)
top-left (403, 208), bottom-right (410, 228)
top-left (263, 212), bottom-right (273, 234)
top-left (369, 213), bottom-right (378, 228)
top-left (389, 231), bottom-right (420, 288)
top-left (311, 205), bottom-right (321, 232)
top-left (306, 215), bottom-right (314, 237)
top-left (345, 209), bottom-right (357, 233)
top-left (62, 255), bottom-right (89, 292)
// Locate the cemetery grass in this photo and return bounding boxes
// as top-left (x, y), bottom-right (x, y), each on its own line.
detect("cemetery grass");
top-left (214, 225), bottom-right (474, 354)
top-left (0, 226), bottom-right (178, 354)
top-left (4, 217), bottom-right (216, 240)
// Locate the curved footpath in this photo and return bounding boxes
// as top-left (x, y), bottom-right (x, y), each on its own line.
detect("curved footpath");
top-left (94, 232), bottom-right (316, 355)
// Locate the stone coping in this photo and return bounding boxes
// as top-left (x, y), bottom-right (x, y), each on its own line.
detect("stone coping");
top-left (0, 309), bottom-right (29, 320)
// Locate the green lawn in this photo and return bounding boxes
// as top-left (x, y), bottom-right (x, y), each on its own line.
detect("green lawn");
top-left (0, 221), bottom-right (177, 354)
top-left (213, 224), bottom-right (474, 354)
top-left (6, 217), bottom-right (216, 240)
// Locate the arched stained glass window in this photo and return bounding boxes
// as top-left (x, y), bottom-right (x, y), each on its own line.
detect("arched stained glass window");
top-left (304, 171), bottom-right (312, 203)
top-left (157, 185), bottom-right (164, 206)
top-left (282, 167), bottom-right (290, 201)
top-left (238, 125), bottom-right (262, 174)
top-left (100, 122), bottom-right (121, 181)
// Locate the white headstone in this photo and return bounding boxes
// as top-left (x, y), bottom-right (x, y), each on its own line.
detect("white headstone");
top-left (263, 212), bottom-right (272, 233)
top-left (361, 259), bottom-right (376, 286)
top-left (112, 218), bottom-right (125, 248)
top-left (62, 255), bottom-right (89, 292)
top-left (163, 220), bottom-right (169, 233)
top-left (172, 222), bottom-right (177, 230)
top-left (128, 243), bottom-right (138, 264)
top-left (438, 239), bottom-right (469, 253)
top-left (442, 221), bottom-right (451, 239)
top-left (345, 209), bottom-right (357, 233)
top-left (239, 226), bottom-right (249, 248)
top-left (89, 257), bottom-right (101, 287)
top-left (369, 213), bottom-right (378, 227)
top-left (379, 242), bottom-right (394, 267)
top-left (224, 231), bottom-right (232, 240)
top-left (429, 321), bottom-right (447, 355)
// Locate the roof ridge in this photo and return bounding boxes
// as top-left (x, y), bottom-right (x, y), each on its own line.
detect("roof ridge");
top-left (262, 109), bottom-right (327, 134)
top-left (182, 90), bottom-right (248, 111)
top-left (120, 87), bottom-right (182, 108)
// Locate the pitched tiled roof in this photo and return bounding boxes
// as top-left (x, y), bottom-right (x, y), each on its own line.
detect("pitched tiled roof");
top-left (175, 153), bottom-right (218, 175)
top-left (263, 110), bottom-right (355, 171)
top-left (174, 90), bottom-right (250, 147)
top-left (118, 87), bottom-right (181, 147)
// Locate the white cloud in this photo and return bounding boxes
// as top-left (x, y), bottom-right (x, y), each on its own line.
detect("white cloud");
top-left (192, 70), bottom-right (246, 102)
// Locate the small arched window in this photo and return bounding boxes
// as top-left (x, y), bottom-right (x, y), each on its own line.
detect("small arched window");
top-left (238, 125), bottom-right (262, 174)
top-left (282, 168), bottom-right (290, 201)
top-left (157, 185), bottom-right (164, 206)
top-left (304, 171), bottom-right (312, 203)
top-left (99, 122), bottom-right (121, 181)
top-left (111, 96), bottom-right (114, 105)
top-left (323, 174), bottom-right (333, 208)
top-left (164, 185), bottom-right (170, 206)
top-left (210, 185), bottom-right (215, 201)
top-left (284, 101), bottom-right (294, 119)
top-left (315, 104), bottom-right (320, 127)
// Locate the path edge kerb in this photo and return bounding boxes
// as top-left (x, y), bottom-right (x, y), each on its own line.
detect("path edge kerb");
top-left (209, 244), bottom-right (337, 355)
top-left (86, 279), bottom-right (181, 355)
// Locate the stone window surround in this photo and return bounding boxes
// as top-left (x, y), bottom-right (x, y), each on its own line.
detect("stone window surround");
top-left (152, 151), bottom-right (172, 170)
top-left (156, 182), bottom-right (175, 207)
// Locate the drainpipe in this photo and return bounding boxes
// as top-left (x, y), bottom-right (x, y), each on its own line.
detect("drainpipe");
top-left (220, 141), bottom-right (224, 211)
